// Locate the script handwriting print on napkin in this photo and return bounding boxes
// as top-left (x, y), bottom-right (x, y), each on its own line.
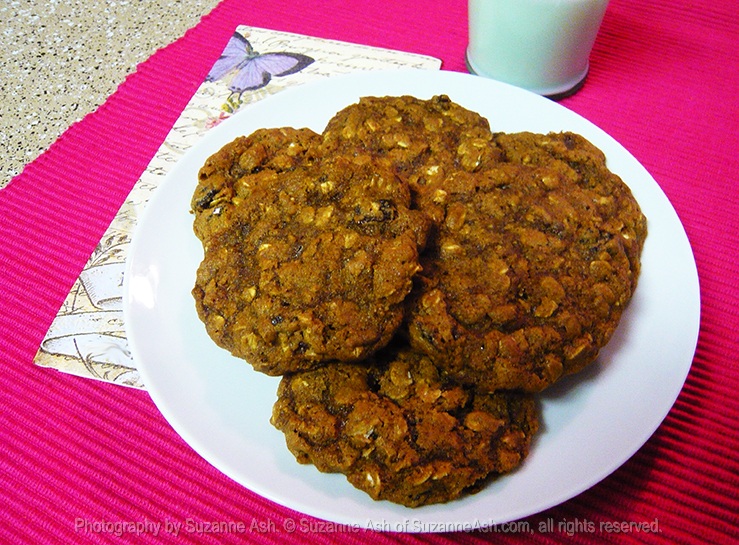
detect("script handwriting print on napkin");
top-left (33, 25), bottom-right (441, 389)
top-left (208, 31), bottom-right (314, 113)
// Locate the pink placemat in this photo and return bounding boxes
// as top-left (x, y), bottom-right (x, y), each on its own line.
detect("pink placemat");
top-left (1, 0), bottom-right (737, 543)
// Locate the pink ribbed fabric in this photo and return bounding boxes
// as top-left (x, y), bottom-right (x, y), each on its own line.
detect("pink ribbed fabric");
top-left (1, 0), bottom-right (737, 543)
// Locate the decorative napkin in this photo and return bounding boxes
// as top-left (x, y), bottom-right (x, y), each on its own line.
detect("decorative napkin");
top-left (33, 25), bottom-right (441, 389)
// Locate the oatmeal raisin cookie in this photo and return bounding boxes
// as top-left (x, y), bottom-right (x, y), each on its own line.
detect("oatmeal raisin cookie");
top-left (271, 346), bottom-right (539, 507)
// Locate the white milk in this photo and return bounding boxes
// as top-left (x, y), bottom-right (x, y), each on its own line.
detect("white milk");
top-left (467, 0), bottom-right (609, 98)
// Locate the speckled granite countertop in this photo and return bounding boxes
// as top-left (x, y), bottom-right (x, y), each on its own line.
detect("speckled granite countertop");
top-left (0, 0), bottom-right (220, 188)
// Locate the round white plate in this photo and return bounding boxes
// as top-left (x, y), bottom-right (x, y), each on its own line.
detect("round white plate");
top-left (124, 70), bottom-right (700, 531)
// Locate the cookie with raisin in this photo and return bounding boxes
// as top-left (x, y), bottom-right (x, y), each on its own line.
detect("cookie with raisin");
top-left (406, 147), bottom-right (646, 392)
top-left (271, 346), bottom-right (539, 507)
top-left (191, 127), bottom-right (321, 241)
top-left (192, 150), bottom-right (430, 376)
top-left (320, 94), bottom-right (502, 199)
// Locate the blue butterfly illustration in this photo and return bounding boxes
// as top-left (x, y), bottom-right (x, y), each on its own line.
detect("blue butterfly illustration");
top-left (207, 32), bottom-right (315, 94)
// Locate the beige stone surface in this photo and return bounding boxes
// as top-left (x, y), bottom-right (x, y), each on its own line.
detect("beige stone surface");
top-left (0, 0), bottom-right (220, 188)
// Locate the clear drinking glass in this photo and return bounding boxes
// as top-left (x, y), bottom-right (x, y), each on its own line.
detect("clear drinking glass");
top-left (466, 0), bottom-right (610, 99)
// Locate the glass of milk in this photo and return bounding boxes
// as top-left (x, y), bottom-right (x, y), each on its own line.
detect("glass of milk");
top-left (466, 0), bottom-right (610, 99)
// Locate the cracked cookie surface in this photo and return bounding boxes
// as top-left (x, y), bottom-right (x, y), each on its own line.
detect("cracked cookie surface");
top-left (320, 94), bottom-right (502, 198)
top-left (271, 346), bottom-right (539, 507)
top-left (406, 133), bottom-right (647, 392)
top-left (192, 132), bottom-right (430, 375)
top-left (191, 127), bottom-right (322, 241)
top-left (190, 95), bottom-right (646, 506)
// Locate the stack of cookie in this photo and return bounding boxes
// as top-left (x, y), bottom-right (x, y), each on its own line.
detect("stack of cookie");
top-left (190, 95), bottom-right (647, 507)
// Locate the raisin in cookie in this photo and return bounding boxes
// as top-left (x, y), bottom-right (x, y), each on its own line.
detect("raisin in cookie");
top-left (406, 141), bottom-right (647, 392)
top-left (192, 149), bottom-right (430, 376)
top-left (320, 94), bottom-right (502, 198)
top-left (492, 131), bottom-right (648, 284)
top-left (271, 346), bottom-right (539, 507)
top-left (191, 127), bottom-right (321, 241)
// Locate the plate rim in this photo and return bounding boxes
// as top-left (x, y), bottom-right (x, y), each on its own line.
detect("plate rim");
top-left (124, 69), bottom-right (700, 532)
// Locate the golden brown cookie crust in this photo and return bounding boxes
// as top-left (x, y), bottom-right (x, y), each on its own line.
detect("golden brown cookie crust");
top-left (321, 94), bottom-right (502, 194)
top-left (190, 95), bottom-right (647, 507)
top-left (271, 346), bottom-right (539, 507)
top-left (192, 133), bottom-right (430, 375)
top-left (406, 133), bottom-right (647, 392)
top-left (191, 127), bottom-right (322, 241)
